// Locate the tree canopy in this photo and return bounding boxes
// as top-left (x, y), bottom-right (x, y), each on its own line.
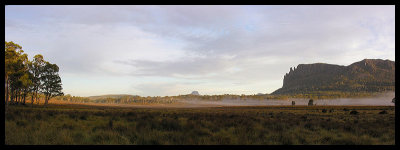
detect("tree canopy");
top-left (5, 41), bottom-right (63, 106)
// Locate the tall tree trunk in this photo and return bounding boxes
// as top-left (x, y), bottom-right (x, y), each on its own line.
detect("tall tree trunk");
top-left (16, 90), bottom-right (19, 104)
top-left (5, 76), bottom-right (9, 105)
top-left (18, 90), bottom-right (21, 104)
top-left (44, 95), bottom-right (49, 105)
top-left (14, 90), bottom-right (16, 104)
top-left (10, 89), bottom-right (14, 104)
top-left (35, 90), bottom-right (39, 104)
top-left (17, 90), bottom-right (19, 104)
top-left (31, 93), bottom-right (34, 105)
top-left (23, 92), bottom-right (26, 105)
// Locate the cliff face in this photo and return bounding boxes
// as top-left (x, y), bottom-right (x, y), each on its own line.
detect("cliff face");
top-left (272, 59), bottom-right (395, 95)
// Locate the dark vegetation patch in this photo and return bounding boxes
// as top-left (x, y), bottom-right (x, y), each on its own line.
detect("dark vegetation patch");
top-left (379, 110), bottom-right (388, 114)
top-left (350, 110), bottom-right (359, 115)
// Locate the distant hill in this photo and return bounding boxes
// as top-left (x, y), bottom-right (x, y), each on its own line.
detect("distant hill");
top-left (190, 91), bottom-right (200, 95)
top-left (272, 59), bottom-right (395, 95)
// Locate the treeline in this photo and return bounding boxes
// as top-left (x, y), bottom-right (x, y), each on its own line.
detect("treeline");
top-left (177, 93), bottom-right (382, 101)
top-left (5, 41), bottom-right (63, 105)
top-left (53, 95), bottom-right (177, 104)
top-left (175, 94), bottom-right (288, 101)
top-left (52, 94), bottom-right (287, 104)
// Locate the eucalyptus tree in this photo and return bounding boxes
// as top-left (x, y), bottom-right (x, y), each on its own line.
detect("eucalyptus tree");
top-left (41, 62), bottom-right (63, 105)
top-left (19, 71), bottom-right (33, 105)
top-left (5, 41), bottom-right (23, 104)
top-left (29, 54), bottom-right (46, 105)
top-left (5, 41), bottom-right (29, 104)
top-left (6, 41), bottom-right (63, 106)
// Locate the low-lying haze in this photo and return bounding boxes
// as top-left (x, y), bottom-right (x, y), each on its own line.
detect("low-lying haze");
top-left (181, 92), bottom-right (395, 106)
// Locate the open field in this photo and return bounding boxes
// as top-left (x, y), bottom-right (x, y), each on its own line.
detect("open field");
top-left (5, 104), bottom-right (395, 145)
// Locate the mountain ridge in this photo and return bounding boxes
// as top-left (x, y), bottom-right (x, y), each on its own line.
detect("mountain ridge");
top-left (272, 59), bottom-right (395, 95)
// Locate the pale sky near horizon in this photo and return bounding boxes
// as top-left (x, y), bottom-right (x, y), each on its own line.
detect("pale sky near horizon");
top-left (5, 5), bottom-right (395, 97)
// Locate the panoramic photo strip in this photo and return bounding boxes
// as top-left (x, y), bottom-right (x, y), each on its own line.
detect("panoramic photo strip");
top-left (5, 5), bottom-right (395, 145)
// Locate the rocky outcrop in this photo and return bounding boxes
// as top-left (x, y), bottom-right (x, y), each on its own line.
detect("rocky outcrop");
top-left (272, 59), bottom-right (395, 95)
top-left (191, 91), bottom-right (200, 95)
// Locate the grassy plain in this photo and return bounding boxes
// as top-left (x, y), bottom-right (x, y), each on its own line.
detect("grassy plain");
top-left (5, 103), bottom-right (395, 145)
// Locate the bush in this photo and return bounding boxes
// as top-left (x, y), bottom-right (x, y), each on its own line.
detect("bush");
top-left (79, 115), bottom-right (87, 120)
top-left (350, 110), bottom-right (359, 115)
top-left (304, 123), bottom-right (312, 129)
top-left (379, 110), bottom-right (388, 114)
top-left (308, 99), bottom-right (314, 106)
top-left (16, 120), bottom-right (28, 127)
top-left (322, 109), bottom-right (327, 113)
top-left (161, 118), bottom-right (180, 131)
top-left (47, 111), bottom-right (55, 117)
top-left (108, 120), bottom-right (113, 129)
top-left (35, 113), bottom-right (42, 120)
top-left (61, 123), bottom-right (74, 130)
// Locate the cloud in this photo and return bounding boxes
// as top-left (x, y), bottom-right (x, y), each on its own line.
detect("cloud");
top-left (5, 5), bottom-right (395, 96)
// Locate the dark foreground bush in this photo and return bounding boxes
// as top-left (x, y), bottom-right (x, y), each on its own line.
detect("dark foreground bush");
top-left (379, 110), bottom-right (388, 114)
top-left (350, 110), bottom-right (359, 115)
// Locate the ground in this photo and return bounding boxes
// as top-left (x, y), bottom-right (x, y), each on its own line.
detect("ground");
top-left (5, 103), bottom-right (395, 145)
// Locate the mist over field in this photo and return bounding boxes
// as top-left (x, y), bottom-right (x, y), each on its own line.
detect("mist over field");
top-left (181, 92), bottom-right (395, 106)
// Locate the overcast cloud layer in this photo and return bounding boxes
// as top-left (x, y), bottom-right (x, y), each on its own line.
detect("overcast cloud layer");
top-left (5, 5), bottom-right (395, 96)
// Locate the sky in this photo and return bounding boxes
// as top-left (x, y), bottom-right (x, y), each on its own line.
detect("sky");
top-left (5, 5), bottom-right (395, 97)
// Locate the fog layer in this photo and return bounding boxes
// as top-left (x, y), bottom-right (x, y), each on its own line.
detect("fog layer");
top-left (180, 92), bottom-right (395, 106)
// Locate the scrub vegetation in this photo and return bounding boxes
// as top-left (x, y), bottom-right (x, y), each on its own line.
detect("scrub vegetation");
top-left (5, 104), bottom-right (395, 145)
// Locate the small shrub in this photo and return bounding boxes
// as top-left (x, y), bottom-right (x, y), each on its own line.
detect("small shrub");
top-left (350, 110), bottom-right (359, 115)
top-left (47, 111), bottom-right (55, 117)
top-left (126, 111), bottom-right (136, 117)
top-left (322, 109), bottom-right (327, 113)
top-left (35, 113), bottom-right (42, 120)
top-left (68, 113), bottom-right (77, 119)
top-left (304, 123), bottom-right (312, 129)
top-left (108, 120), bottom-right (113, 129)
top-left (343, 108), bottom-right (349, 111)
top-left (79, 115), bottom-right (87, 120)
top-left (135, 120), bottom-right (148, 130)
top-left (61, 123), bottom-right (74, 130)
top-left (94, 111), bottom-right (105, 116)
top-left (161, 118), bottom-right (180, 131)
top-left (16, 120), bottom-right (28, 127)
top-left (114, 124), bottom-right (128, 132)
top-left (126, 116), bottom-right (136, 122)
top-left (379, 110), bottom-right (388, 114)
top-left (308, 99), bottom-right (314, 106)
top-left (6, 114), bottom-right (15, 121)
